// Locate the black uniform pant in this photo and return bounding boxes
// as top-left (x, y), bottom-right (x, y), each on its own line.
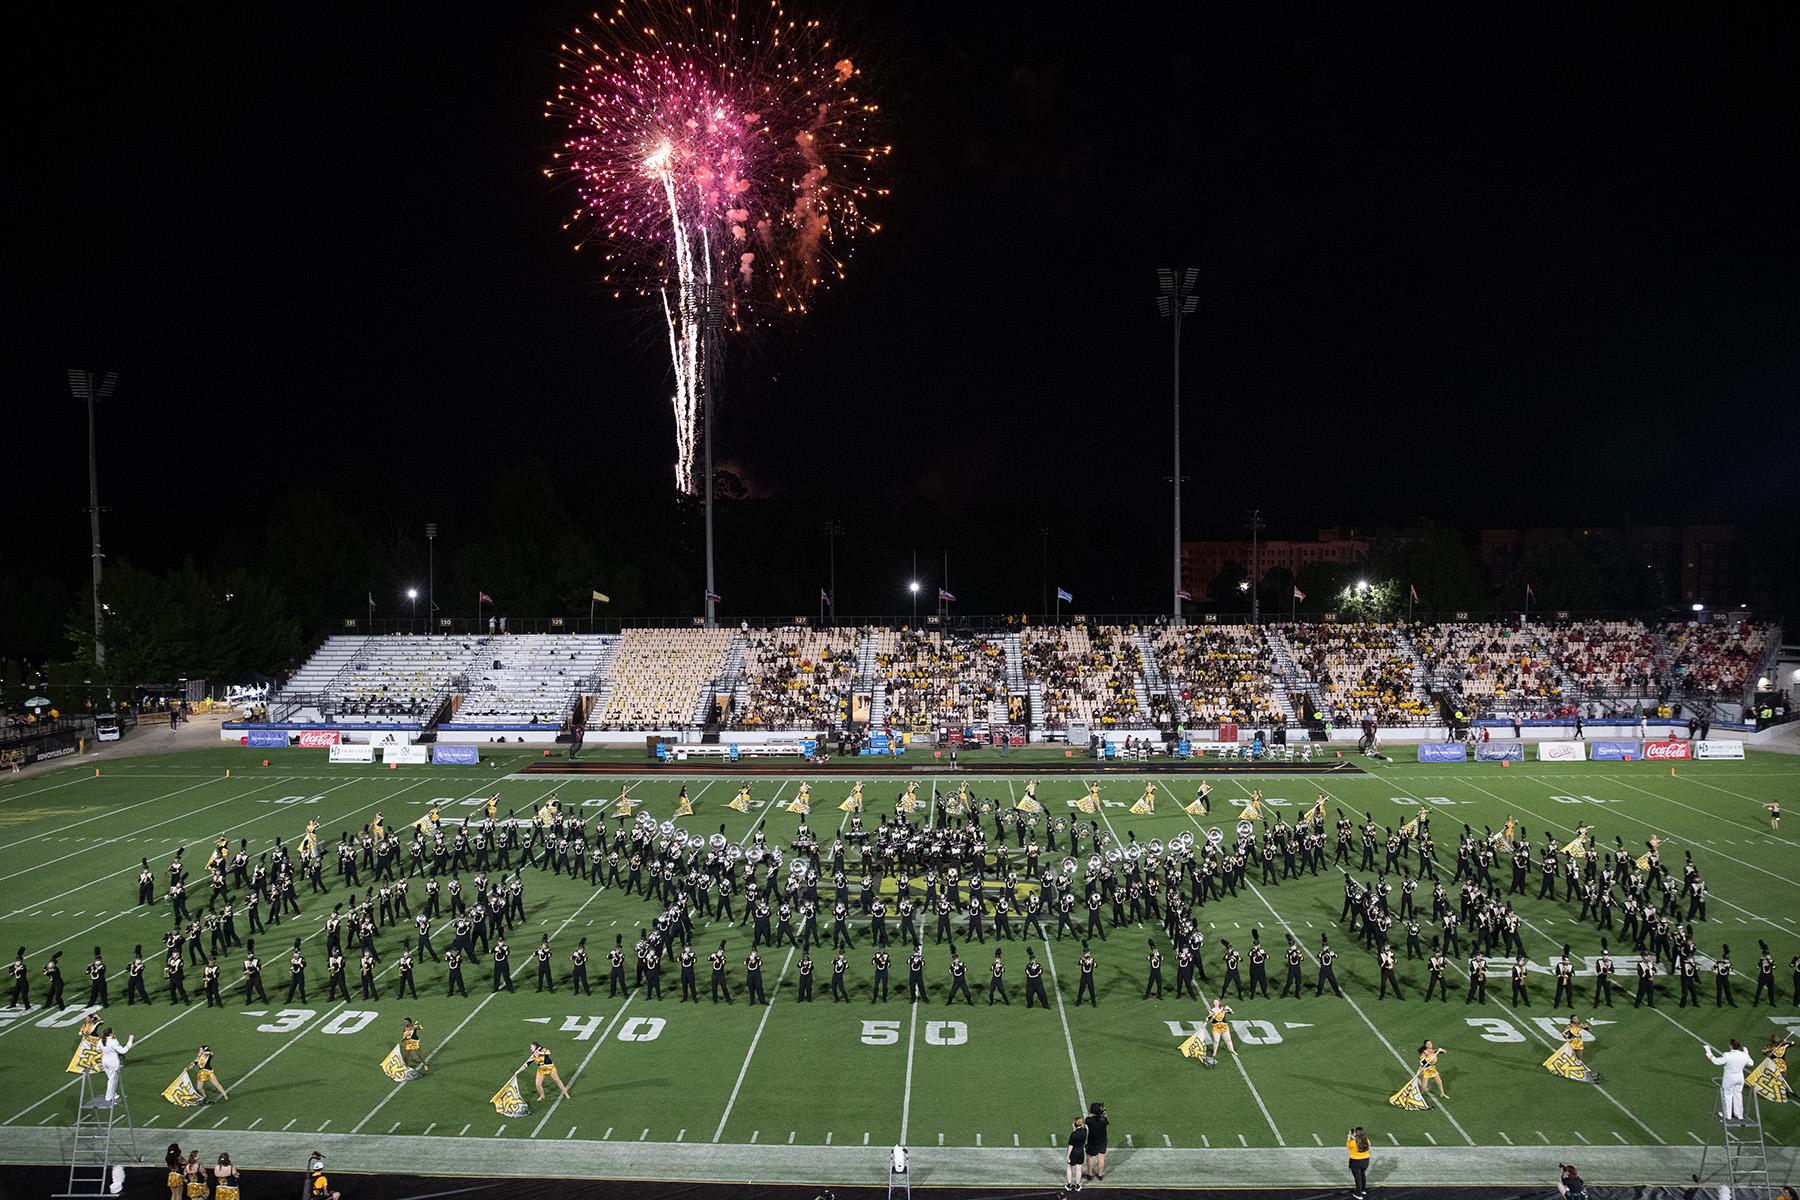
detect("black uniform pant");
top-left (988, 978), bottom-right (1009, 1005)
top-left (908, 973), bottom-right (927, 1002)
top-left (947, 976), bottom-right (973, 1004)
top-left (1592, 976), bottom-right (1613, 1006)
top-left (1510, 979), bottom-right (1529, 1005)
top-left (712, 974), bottom-right (732, 1003)
top-left (396, 973), bottom-right (417, 999)
top-left (796, 974), bottom-right (813, 1002)
top-left (327, 975), bottom-right (349, 1001)
top-left (1026, 979), bottom-right (1049, 1008)
top-left (205, 981), bottom-right (222, 1007)
top-left (447, 968), bottom-right (467, 996)
top-left (1634, 979), bottom-right (1655, 1007)
top-left (243, 975), bottom-right (267, 1004)
top-left (126, 976), bottom-right (150, 1005)
top-left (1465, 978), bottom-right (1486, 1004)
top-left (536, 963), bottom-right (554, 992)
top-left (1424, 973), bottom-right (1448, 1002)
top-left (1280, 966), bottom-right (1303, 997)
top-left (492, 966), bottom-right (514, 992)
top-left (1715, 977), bottom-right (1735, 1007)
top-left (1075, 975), bottom-right (1097, 1006)
top-left (286, 975), bottom-right (306, 1003)
top-left (1379, 969), bottom-right (1403, 999)
top-left (746, 975), bottom-right (767, 1004)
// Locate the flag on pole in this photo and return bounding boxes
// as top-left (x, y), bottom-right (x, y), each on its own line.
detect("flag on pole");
top-left (1293, 587), bottom-right (1306, 601)
top-left (1056, 587), bottom-right (1073, 604)
top-left (704, 591), bottom-right (722, 604)
top-left (381, 1045), bottom-right (417, 1081)
top-left (938, 588), bottom-right (956, 603)
top-left (478, 591), bottom-right (494, 605)
top-left (820, 588), bottom-right (831, 606)
top-left (490, 1074), bottom-right (530, 1117)
top-left (1388, 1074), bottom-right (1429, 1111)
top-left (591, 591), bottom-right (610, 604)
top-left (1176, 588), bottom-right (1193, 601)
top-left (162, 1071), bottom-right (204, 1108)
top-left (66, 1038), bottom-right (103, 1075)
top-left (1525, 583), bottom-right (1535, 600)
top-left (1748, 1056), bottom-right (1790, 1105)
top-left (1409, 584), bottom-right (1420, 602)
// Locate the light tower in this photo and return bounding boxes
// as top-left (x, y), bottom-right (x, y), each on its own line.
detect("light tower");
top-left (1156, 270), bottom-right (1198, 622)
top-left (67, 370), bottom-right (118, 667)
top-left (695, 282), bottom-right (729, 628)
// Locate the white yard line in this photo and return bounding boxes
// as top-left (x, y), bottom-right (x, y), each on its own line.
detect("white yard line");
top-left (0, 775), bottom-right (231, 850)
top-left (711, 945), bottom-right (796, 1142)
top-left (899, 777), bottom-right (940, 1145)
top-left (0, 771), bottom-right (101, 805)
top-left (528, 989), bottom-right (640, 1137)
top-left (1598, 776), bottom-right (1799, 899)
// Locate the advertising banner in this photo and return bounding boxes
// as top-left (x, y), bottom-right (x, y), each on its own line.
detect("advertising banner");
top-left (1694, 740), bottom-right (1746, 760)
top-left (370, 730), bottom-right (417, 747)
top-left (1642, 739), bottom-right (1692, 761)
top-left (297, 730), bottom-right (341, 748)
top-left (328, 743), bottom-right (375, 764)
top-left (432, 744), bottom-right (480, 765)
top-left (246, 730), bottom-right (289, 749)
top-left (1417, 742), bottom-right (1468, 763)
top-left (1475, 740), bottom-right (1525, 762)
top-left (1589, 740), bottom-right (1640, 761)
top-left (1537, 741), bottom-right (1587, 762)
top-left (382, 744), bottom-right (428, 765)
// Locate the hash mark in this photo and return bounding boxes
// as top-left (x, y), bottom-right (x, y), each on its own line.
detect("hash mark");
top-left (1164, 1134), bottom-right (1173, 1147)
top-left (1423, 1132), bottom-right (1436, 1145)
top-left (459, 1124), bottom-right (471, 1136)
top-left (1238, 1135), bottom-right (1247, 1147)
top-left (1497, 1131), bottom-right (1512, 1144)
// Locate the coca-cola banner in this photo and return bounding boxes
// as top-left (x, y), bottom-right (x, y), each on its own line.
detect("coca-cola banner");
top-left (1642, 739), bottom-right (1692, 761)
top-left (297, 729), bottom-right (341, 748)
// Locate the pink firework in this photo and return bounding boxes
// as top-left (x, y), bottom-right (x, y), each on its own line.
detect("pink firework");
top-left (545, 2), bottom-right (889, 491)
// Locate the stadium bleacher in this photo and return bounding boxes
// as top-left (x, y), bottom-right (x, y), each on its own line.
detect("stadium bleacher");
top-left (260, 617), bottom-right (1778, 738)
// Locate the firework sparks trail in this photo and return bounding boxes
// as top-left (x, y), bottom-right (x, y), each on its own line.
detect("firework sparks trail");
top-left (546, 1), bottom-right (889, 492)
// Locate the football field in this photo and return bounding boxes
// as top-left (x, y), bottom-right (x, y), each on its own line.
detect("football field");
top-left (0, 745), bottom-right (1795, 1191)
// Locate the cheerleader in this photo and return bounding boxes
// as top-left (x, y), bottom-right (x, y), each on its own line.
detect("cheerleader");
top-left (1417, 1040), bottom-right (1449, 1099)
top-left (191, 1043), bottom-right (229, 1103)
top-left (165, 1143), bottom-right (185, 1200)
top-left (522, 1041), bottom-right (570, 1101)
top-left (212, 1154), bottom-right (240, 1200)
top-left (183, 1149), bottom-right (209, 1200)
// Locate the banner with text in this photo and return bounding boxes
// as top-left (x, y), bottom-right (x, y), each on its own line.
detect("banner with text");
top-left (382, 744), bottom-right (428, 765)
top-left (297, 729), bottom-right (341, 748)
top-left (1475, 740), bottom-right (1525, 762)
top-left (433, 744), bottom-right (480, 765)
top-left (1642, 739), bottom-right (1692, 762)
top-left (1694, 740), bottom-right (1746, 760)
top-left (1537, 741), bottom-right (1587, 762)
top-left (245, 730), bottom-right (288, 749)
top-left (328, 743), bottom-right (375, 764)
top-left (1417, 742), bottom-right (1468, 763)
top-left (1589, 740), bottom-right (1640, 761)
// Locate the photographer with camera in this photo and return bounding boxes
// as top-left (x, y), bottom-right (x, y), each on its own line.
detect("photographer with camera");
top-left (1345, 1126), bottom-right (1370, 1199)
top-left (1555, 1162), bottom-right (1587, 1199)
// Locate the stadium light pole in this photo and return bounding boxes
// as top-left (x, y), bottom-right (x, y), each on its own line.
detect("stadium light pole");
top-left (68, 370), bottom-right (117, 669)
top-left (1246, 508), bottom-right (1266, 625)
top-left (696, 283), bottom-right (729, 628)
top-left (909, 580), bottom-right (920, 625)
top-left (822, 520), bottom-right (844, 625)
top-left (425, 522), bottom-right (437, 632)
top-left (407, 588), bottom-right (418, 633)
top-left (1156, 270), bottom-right (1198, 624)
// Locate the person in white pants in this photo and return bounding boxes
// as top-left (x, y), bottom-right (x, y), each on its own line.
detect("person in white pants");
top-left (99, 1027), bottom-right (134, 1101)
top-left (1705, 1038), bottom-right (1753, 1121)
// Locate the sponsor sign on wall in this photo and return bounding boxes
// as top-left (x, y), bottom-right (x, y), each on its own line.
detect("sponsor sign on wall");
top-left (1589, 740), bottom-right (1640, 761)
top-left (1417, 742), bottom-right (1468, 763)
top-left (1694, 740), bottom-right (1746, 760)
top-left (432, 744), bottom-right (479, 765)
top-left (1537, 741), bottom-right (1587, 762)
top-left (297, 730), bottom-right (341, 748)
top-left (1642, 739), bottom-right (1692, 761)
top-left (370, 730), bottom-right (417, 747)
top-left (328, 743), bottom-right (375, 764)
top-left (1475, 740), bottom-right (1525, 762)
top-left (245, 730), bottom-right (288, 749)
top-left (382, 744), bottom-right (428, 765)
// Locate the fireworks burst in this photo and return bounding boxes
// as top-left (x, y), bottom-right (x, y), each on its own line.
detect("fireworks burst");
top-left (545, 1), bottom-right (890, 492)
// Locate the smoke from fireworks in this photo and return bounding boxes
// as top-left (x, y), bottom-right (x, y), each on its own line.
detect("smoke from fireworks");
top-left (545, 2), bottom-right (889, 492)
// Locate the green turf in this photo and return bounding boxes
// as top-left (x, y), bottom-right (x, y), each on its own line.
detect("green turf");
top-left (0, 745), bottom-right (1795, 1187)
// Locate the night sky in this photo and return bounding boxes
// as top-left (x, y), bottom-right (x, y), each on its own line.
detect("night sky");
top-left (14, 4), bottom-right (1800, 620)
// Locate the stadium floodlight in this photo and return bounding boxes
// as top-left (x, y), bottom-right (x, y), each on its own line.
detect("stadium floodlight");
top-left (1357, 580), bottom-right (1370, 591)
top-left (407, 588), bottom-right (418, 600)
top-left (1691, 603), bottom-right (1705, 612)
top-left (1157, 269), bottom-right (1199, 622)
top-left (68, 370), bottom-right (118, 671)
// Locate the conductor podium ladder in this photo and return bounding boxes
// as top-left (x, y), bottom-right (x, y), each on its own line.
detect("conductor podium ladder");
top-left (886, 1145), bottom-right (911, 1200)
top-left (1696, 1087), bottom-right (1773, 1199)
top-left (56, 1070), bottom-right (140, 1198)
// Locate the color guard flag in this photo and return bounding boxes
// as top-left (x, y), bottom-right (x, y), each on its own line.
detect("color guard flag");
top-left (785, 796), bottom-right (810, 815)
top-left (67, 1039), bottom-right (103, 1075)
top-left (1388, 1075), bottom-right (1429, 1111)
top-left (837, 794), bottom-right (861, 813)
top-left (726, 792), bottom-right (750, 814)
top-left (1541, 1045), bottom-right (1593, 1082)
top-left (612, 794), bottom-right (635, 817)
top-left (1747, 1056), bottom-right (1790, 1105)
top-left (1076, 794), bottom-right (1097, 814)
top-left (1015, 796), bottom-right (1042, 814)
top-left (672, 794), bottom-right (693, 817)
top-left (162, 1071), bottom-right (204, 1108)
top-left (1184, 798), bottom-right (1209, 816)
top-left (381, 1045), bottom-right (416, 1082)
top-left (490, 1075), bottom-right (530, 1118)
top-left (1129, 796), bottom-right (1154, 815)
top-left (1177, 1033), bottom-right (1207, 1060)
